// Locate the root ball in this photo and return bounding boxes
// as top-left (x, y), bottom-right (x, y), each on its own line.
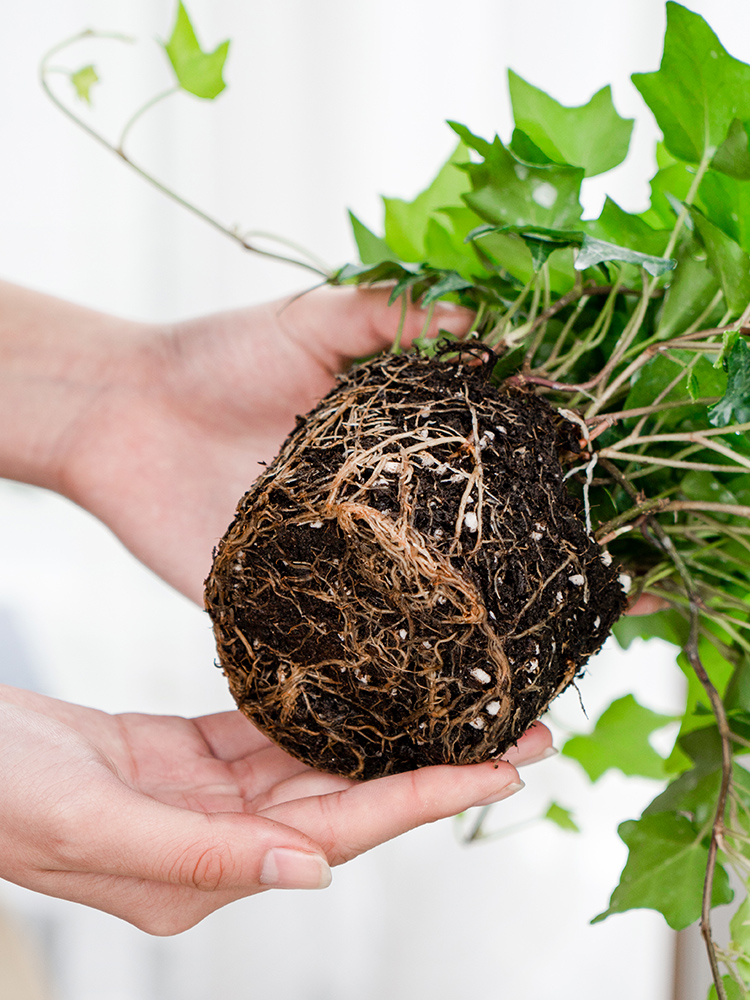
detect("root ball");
top-left (205, 352), bottom-right (627, 779)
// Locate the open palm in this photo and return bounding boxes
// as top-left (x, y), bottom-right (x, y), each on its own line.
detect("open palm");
top-left (0, 686), bottom-right (550, 935)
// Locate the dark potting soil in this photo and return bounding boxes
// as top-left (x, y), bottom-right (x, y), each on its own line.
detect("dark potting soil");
top-left (205, 351), bottom-right (627, 779)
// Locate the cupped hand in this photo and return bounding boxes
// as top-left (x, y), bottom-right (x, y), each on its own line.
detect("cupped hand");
top-left (60, 286), bottom-right (472, 603)
top-left (0, 685), bottom-right (551, 935)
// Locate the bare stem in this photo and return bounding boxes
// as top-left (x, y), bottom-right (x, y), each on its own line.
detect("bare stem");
top-left (39, 31), bottom-right (331, 279)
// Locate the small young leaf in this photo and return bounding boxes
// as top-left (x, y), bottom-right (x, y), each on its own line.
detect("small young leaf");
top-left (632, 2), bottom-right (750, 164)
top-left (508, 71), bottom-right (634, 177)
top-left (575, 234), bottom-right (675, 276)
top-left (71, 65), bottom-right (99, 105)
top-left (592, 812), bottom-right (733, 930)
top-left (562, 694), bottom-right (674, 782)
top-left (544, 802), bottom-right (580, 833)
top-left (164, 1), bottom-right (230, 100)
top-left (709, 338), bottom-right (750, 427)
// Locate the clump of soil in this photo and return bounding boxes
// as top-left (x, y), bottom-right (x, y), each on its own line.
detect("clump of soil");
top-left (205, 351), bottom-right (627, 779)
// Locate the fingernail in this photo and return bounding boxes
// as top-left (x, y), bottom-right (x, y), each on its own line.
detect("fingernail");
top-left (524, 746), bottom-right (559, 766)
top-left (260, 849), bottom-right (332, 890)
top-left (473, 780), bottom-right (525, 808)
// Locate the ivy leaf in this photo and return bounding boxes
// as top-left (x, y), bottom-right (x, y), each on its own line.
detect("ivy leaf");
top-left (657, 237), bottom-right (721, 338)
top-left (575, 234), bottom-right (675, 277)
top-left (449, 122), bottom-right (584, 230)
top-left (632, 2), bottom-right (750, 164)
top-left (587, 197), bottom-right (671, 259)
top-left (508, 71), bottom-right (633, 177)
top-left (698, 169), bottom-right (750, 254)
top-left (730, 895), bottom-right (750, 985)
top-left (562, 694), bottom-right (674, 781)
top-left (709, 338), bottom-right (750, 427)
top-left (420, 270), bottom-right (474, 306)
top-left (592, 812), bottom-right (733, 930)
top-left (348, 212), bottom-right (398, 266)
top-left (164, 2), bottom-right (230, 100)
top-left (544, 802), bottom-right (580, 833)
top-left (467, 224), bottom-right (584, 271)
top-left (690, 208), bottom-right (750, 317)
top-left (711, 117), bottom-right (750, 179)
top-left (383, 141), bottom-right (472, 262)
top-left (508, 128), bottom-right (555, 166)
top-left (70, 65), bottom-right (99, 105)
top-left (708, 977), bottom-right (746, 1000)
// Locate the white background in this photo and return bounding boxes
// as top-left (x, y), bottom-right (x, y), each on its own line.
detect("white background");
top-left (2, 1), bottom-right (748, 998)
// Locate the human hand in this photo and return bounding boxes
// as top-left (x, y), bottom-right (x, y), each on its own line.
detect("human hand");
top-left (0, 685), bottom-right (551, 935)
top-left (56, 285), bottom-right (472, 602)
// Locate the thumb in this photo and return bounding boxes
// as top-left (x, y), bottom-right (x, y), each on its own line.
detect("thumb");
top-left (52, 775), bottom-right (332, 893)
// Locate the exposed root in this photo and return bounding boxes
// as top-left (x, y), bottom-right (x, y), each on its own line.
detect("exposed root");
top-left (206, 351), bottom-right (627, 779)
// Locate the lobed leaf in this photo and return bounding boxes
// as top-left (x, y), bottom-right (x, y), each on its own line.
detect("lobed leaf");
top-left (562, 694), bottom-right (674, 782)
top-left (592, 812), bottom-right (733, 930)
top-left (709, 338), bottom-right (750, 427)
top-left (632, 2), bottom-right (750, 164)
top-left (544, 802), bottom-right (580, 833)
top-left (164, 1), bottom-right (229, 100)
top-left (508, 71), bottom-right (633, 177)
top-left (70, 64), bottom-right (98, 105)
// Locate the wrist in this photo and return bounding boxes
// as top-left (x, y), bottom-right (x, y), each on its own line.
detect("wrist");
top-left (0, 281), bottom-right (155, 496)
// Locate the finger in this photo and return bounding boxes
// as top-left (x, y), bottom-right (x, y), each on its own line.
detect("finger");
top-left (627, 593), bottom-right (668, 615)
top-left (279, 285), bottom-right (474, 367)
top-left (263, 758), bottom-right (524, 866)
top-left (501, 721), bottom-right (556, 767)
top-left (48, 772), bottom-right (332, 894)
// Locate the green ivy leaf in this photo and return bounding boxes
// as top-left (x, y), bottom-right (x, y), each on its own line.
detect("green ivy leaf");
top-left (164, 1), bottom-right (230, 100)
top-left (730, 895), bottom-right (750, 986)
top-left (587, 197), bottom-right (671, 259)
top-left (544, 802), bottom-right (580, 833)
top-left (348, 212), bottom-right (398, 266)
top-left (709, 338), bottom-right (750, 427)
top-left (562, 694), bottom-right (674, 782)
top-left (698, 169), bottom-right (750, 254)
top-left (657, 237), bottom-right (721, 338)
top-left (592, 812), bottom-right (733, 930)
top-left (711, 117), bottom-right (750, 180)
top-left (70, 64), bottom-right (99, 105)
top-left (449, 122), bottom-right (584, 230)
top-left (613, 609), bottom-right (690, 650)
top-left (508, 71), bottom-right (633, 177)
top-left (576, 234), bottom-right (675, 277)
top-left (508, 128), bottom-right (555, 166)
top-left (632, 2), bottom-right (750, 164)
top-left (420, 270), bottom-right (474, 306)
top-left (708, 977), bottom-right (746, 1000)
top-left (467, 224), bottom-right (584, 271)
top-left (691, 208), bottom-right (750, 317)
top-left (383, 141), bottom-right (472, 262)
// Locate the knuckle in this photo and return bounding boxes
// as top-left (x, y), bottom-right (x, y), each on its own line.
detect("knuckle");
top-left (171, 840), bottom-right (237, 892)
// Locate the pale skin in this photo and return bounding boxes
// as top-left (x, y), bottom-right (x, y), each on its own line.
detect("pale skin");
top-left (0, 280), bottom-right (562, 936)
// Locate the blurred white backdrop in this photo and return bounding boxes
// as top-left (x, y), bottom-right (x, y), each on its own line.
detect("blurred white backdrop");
top-left (2, 1), bottom-right (749, 998)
